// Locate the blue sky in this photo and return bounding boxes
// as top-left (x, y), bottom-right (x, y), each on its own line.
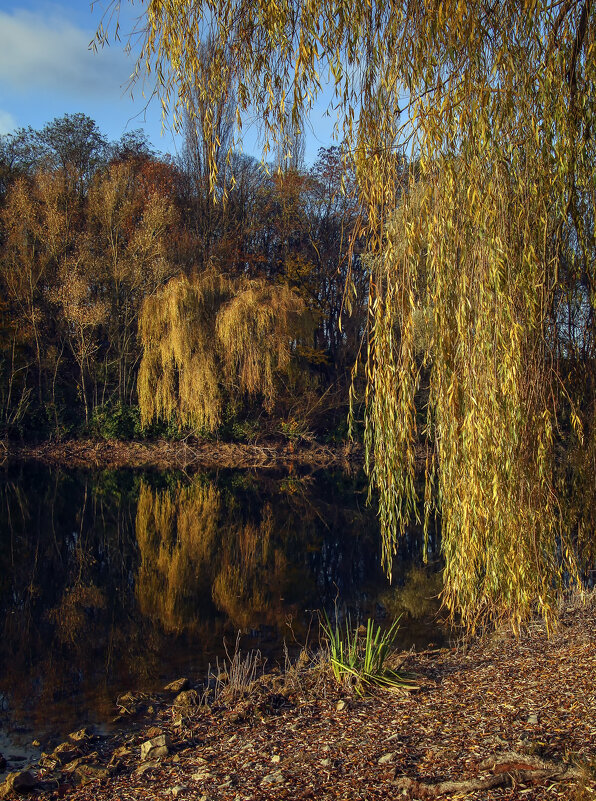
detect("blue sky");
top-left (0, 0), bottom-right (337, 163)
top-left (0, 0), bottom-right (182, 155)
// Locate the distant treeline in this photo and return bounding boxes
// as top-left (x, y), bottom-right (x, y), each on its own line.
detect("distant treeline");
top-left (0, 113), bottom-right (369, 442)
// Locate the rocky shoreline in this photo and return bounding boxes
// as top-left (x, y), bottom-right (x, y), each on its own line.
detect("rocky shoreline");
top-left (1, 596), bottom-right (595, 800)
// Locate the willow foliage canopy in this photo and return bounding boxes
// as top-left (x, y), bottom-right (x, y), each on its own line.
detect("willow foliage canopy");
top-left (105, 0), bottom-right (596, 630)
top-left (138, 272), bottom-right (309, 431)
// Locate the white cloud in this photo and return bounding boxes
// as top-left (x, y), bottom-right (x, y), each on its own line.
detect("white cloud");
top-left (0, 109), bottom-right (17, 135)
top-left (0, 8), bottom-right (138, 99)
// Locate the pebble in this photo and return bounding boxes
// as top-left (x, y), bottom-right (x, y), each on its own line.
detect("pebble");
top-left (0, 770), bottom-right (37, 795)
top-left (165, 678), bottom-right (190, 693)
top-left (73, 764), bottom-right (110, 785)
top-left (140, 734), bottom-right (170, 762)
top-left (192, 770), bottom-right (213, 781)
top-left (260, 769), bottom-right (284, 785)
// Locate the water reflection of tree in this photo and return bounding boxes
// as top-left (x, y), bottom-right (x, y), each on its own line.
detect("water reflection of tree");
top-left (136, 480), bottom-right (221, 630)
top-left (135, 478), bottom-right (315, 632)
top-left (133, 470), bottom-right (439, 637)
top-left (0, 465), bottom-right (158, 729)
top-left (0, 465), bottom-right (438, 735)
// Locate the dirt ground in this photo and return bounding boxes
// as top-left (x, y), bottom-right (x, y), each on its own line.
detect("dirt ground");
top-left (3, 595), bottom-right (595, 801)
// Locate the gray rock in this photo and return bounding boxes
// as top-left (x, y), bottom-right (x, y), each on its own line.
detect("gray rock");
top-left (260, 770), bottom-right (284, 785)
top-left (191, 770), bottom-right (213, 781)
top-left (164, 678), bottom-right (190, 693)
top-left (14, 771), bottom-right (37, 790)
top-left (140, 734), bottom-right (170, 762)
top-left (62, 758), bottom-right (85, 774)
top-left (51, 742), bottom-right (79, 765)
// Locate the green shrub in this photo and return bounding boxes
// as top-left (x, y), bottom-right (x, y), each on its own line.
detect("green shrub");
top-left (89, 403), bottom-right (142, 440)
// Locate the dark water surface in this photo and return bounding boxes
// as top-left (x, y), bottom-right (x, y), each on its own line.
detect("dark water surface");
top-left (0, 462), bottom-right (445, 772)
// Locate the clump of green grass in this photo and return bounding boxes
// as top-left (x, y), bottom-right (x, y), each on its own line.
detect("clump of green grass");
top-left (321, 613), bottom-right (417, 695)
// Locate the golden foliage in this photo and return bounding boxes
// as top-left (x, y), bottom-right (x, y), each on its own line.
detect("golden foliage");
top-left (138, 271), bottom-right (308, 430)
top-left (211, 505), bottom-right (277, 629)
top-left (112, 0), bottom-right (596, 629)
top-left (138, 272), bottom-right (227, 431)
top-left (87, 161), bottom-right (177, 290)
top-left (216, 280), bottom-right (309, 409)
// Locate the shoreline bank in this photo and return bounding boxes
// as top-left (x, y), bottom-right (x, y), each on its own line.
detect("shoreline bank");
top-left (0, 439), bottom-right (363, 471)
top-left (1, 597), bottom-right (594, 800)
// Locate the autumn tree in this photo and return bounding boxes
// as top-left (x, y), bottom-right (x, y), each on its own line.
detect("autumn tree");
top-left (102, 0), bottom-right (596, 628)
top-left (0, 170), bottom-right (76, 410)
top-left (0, 128), bottom-right (42, 199)
top-left (85, 159), bottom-right (179, 405)
top-left (137, 270), bottom-right (310, 432)
top-left (36, 114), bottom-right (108, 196)
top-left (53, 257), bottom-right (108, 425)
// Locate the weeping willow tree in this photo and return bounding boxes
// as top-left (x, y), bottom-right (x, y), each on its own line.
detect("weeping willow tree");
top-left (137, 271), bottom-right (309, 430)
top-left (105, 0), bottom-right (596, 629)
top-left (138, 271), bottom-right (228, 431)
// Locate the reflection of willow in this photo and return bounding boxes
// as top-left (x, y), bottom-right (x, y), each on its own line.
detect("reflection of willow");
top-left (136, 481), bottom-right (220, 631)
top-left (135, 480), bottom-right (291, 632)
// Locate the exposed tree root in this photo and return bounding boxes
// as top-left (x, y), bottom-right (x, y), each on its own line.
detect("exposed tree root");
top-left (393, 752), bottom-right (584, 798)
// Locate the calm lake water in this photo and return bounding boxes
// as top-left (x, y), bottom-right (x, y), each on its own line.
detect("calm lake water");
top-left (0, 462), bottom-right (445, 770)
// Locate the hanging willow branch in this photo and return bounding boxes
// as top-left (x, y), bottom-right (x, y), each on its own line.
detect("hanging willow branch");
top-left (104, 0), bottom-right (595, 629)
